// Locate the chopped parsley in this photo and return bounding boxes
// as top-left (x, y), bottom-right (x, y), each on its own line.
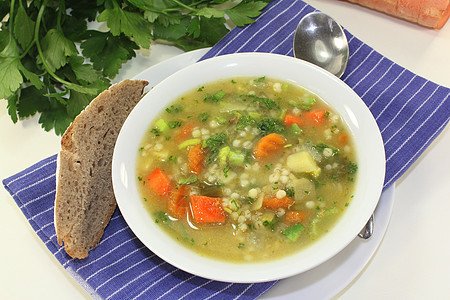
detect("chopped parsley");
top-left (154, 211), bottom-right (170, 224)
top-left (223, 165), bottom-right (230, 178)
top-left (150, 128), bottom-right (161, 136)
top-left (165, 105), bottom-right (183, 113)
top-left (168, 120), bottom-right (182, 128)
top-left (204, 90), bottom-right (226, 102)
top-left (256, 118), bottom-right (285, 136)
top-left (252, 96), bottom-right (280, 110)
top-left (198, 112), bottom-right (210, 122)
top-left (236, 115), bottom-right (255, 130)
top-left (314, 143), bottom-right (339, 156)
top-left (230, 199), bottom-right (239, 211)
top-left (263, 217), bottom-right (280, 231)
top-left (205, 133), bottom-right (227, 153)
top-left (285, 187), bottom-right (295, 198)
top-left (348, 162), bottom-right (358, 174)
top-left (254, 76), bottom-right (266, 83)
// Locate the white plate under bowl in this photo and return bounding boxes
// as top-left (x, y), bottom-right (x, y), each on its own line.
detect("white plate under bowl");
top-left (112, 52), bottom-right (386, 283)
top-left (131, 49), bottom-right (395, 298)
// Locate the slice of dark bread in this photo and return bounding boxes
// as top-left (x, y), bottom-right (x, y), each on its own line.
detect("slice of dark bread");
top-left (55, 79), bottom-right (148, 259)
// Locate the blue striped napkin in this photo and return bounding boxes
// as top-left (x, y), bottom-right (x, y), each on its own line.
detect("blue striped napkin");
top-left (3, 1), bottom-right (449, 299)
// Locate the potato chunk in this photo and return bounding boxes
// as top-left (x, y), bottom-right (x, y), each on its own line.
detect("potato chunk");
top-left (292, 178), bottom-right (316, 202)
top-left (286, 151), bottom-right (321, 177)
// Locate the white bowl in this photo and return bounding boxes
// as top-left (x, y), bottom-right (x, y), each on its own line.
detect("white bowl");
top-left (112, 52), bottom-right (385, 283)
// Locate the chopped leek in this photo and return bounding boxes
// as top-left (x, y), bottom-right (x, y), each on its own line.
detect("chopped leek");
top-left (282, 223), bottom-right (305, 242)
top-left (155, 119), bottom-right (169, 132)
top-left (178, 139), bottom-right (201, 149)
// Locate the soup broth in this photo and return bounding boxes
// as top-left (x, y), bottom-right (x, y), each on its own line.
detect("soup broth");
top-left (136, 77), bottom-right (358, 263)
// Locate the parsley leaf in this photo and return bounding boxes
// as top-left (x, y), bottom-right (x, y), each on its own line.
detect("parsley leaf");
top-left (226, 1), bottom-right (268, 26)
top-left (81, 31), bottom-right (138, 78)
top-left (17, 86), bottom-right (49, 118)
top-left (67, 90), bottom-right (92, 118)
top-left (39, 29), bottom-right (78, 72)
top-left (14, 4), bottom-right (35, 49)
top-left (0, 57), bottom-right (23, 100)
top-left (97, 1), bottom-right (152, 49)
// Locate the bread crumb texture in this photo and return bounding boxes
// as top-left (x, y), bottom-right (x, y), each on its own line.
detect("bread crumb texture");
top-left (55, 79), bottom-right (148, 259)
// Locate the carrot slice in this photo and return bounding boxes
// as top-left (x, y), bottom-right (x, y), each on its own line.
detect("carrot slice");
top-left (188, 144), bottom-right (205, 174)
top-left (338, 134), bottom-right (348, 146)
top-left (190, 195), bottom-right (226, 224)
top-left (284, 211), bottom-right (308, 224)
top-left (283, 114), bottom-right (304, 126)
top-left (146, 168), bottom-right (172, 197)
top-left (305, 110), bottom-right (327, 125)
top-left (168, 185), bottom-right (189, 219)
top-left (262, 196), bottom-right (294, 210)
top-left (253, 133), bottom-right (286, 161)
top-left (176, 123), bottom-right (195, 142)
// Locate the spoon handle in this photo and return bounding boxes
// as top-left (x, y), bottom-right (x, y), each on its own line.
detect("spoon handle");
top-left (358, 214), bottom-right (374, 239)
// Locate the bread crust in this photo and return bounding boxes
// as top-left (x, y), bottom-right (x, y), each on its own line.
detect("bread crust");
top-left (55, 79), bottom-right (148, 259)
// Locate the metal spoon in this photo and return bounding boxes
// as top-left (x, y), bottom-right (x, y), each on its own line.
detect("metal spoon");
top-left (293, 11), bottom-right (349, 77)
top-left (293, 12), bottom-right (374, 239)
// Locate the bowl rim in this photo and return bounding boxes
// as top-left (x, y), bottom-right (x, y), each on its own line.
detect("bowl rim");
top-left (112, 52), bottom-right (386, 283)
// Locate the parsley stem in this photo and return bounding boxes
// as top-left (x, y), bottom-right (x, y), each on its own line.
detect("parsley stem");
top-left (34, 0), bottom-right (97, 98)
top-left (57, 0), bottom-right (65, 32)
top-left (171, 0), bottom-right (198, 12)
top-left (9, 0), bottom-right (15, 35)
top-left (18, 40), bottom-right (36, 59)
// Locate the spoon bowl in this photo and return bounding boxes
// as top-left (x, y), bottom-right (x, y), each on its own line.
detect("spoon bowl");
top-left (293, 12), bottom-right (349, 78)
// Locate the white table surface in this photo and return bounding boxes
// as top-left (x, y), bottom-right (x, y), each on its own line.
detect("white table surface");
top-left (1, 1), bottom-right (449, 299)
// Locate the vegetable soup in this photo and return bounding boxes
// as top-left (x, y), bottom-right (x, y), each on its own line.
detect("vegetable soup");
top-left (136, 77), bottom-right (358, 263)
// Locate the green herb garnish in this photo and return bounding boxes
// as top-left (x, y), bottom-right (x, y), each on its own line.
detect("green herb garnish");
top-left (256, 118), bottom-right (285, 136)
top-left (236, 115), bottom-right (255, 130)
top-left (198, 112), bottom-right (210, 122)
top-left (348, 162), bottom-right (358, 174)
top-left (285, 187), bottom-right (295, 198)
top-left (205, 133), bottom-right (227, 153)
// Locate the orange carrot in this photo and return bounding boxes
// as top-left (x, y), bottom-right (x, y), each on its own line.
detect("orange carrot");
top-left (284, 211), bottom-right (308, 224)
top-left (190, 195), bottom-right (226, 224)
top-left (338, 134), bottom-right (348, 146)
top-left (176, 123), bottom-right (195, 141)
top-left (262, 196), bottom-right (295, 210)
top-left (146, 168), bottom-right (172, 197)
top-left (188, 144), bottom-right (205, 174)
top-left (253, 133), bottom-right (286, 161)
top-left (345, 0), bottom-right (450, 29)
top-left (305, 110), bottom-right (327, 125)
top-left (283, 114), bottom-right (303, 126)
top-left (168, 185), bottom-right (189, 219)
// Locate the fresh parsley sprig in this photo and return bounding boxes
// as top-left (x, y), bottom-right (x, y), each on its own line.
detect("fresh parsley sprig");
top-left (1, 0), bottom-right (271, 134)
